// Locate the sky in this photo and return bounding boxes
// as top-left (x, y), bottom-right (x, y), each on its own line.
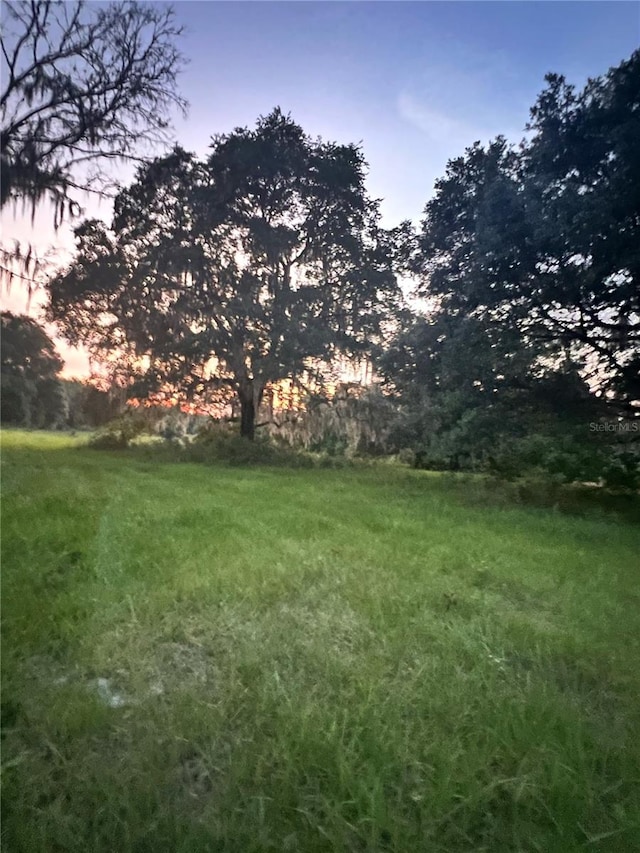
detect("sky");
top-left (2, 0), bottom-right (639, 376)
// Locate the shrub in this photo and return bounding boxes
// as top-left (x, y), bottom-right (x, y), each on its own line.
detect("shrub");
top-left (185, 425), bottom-right (315, 468)
top-left (396, 447), bottom-right (416, 467)
top-left (601, 451), bottom-right (640, 491)
top-left (87, 430), bottom-right (129, 450)
top-left (86, 411), bottom-right (149, 450)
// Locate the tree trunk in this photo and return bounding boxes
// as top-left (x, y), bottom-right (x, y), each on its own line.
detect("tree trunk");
top-left (239, 394), bottom-right (256, 440)
top-left (237, 378), bottom-right (263, 441)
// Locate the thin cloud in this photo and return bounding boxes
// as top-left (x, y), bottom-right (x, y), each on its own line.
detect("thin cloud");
top-left (397, 89), bottom-right (526, 152)
top-left (396, 44), bottom-right (531, 152)
top-left (397, 92), bottom-right (487, 148)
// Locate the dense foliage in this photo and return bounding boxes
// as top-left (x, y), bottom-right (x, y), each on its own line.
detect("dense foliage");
top-left (410, 51), bottom-right (639, 414)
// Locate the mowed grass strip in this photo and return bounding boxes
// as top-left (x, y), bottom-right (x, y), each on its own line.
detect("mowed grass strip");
top-left (2, 429), bottom-right (639, 852)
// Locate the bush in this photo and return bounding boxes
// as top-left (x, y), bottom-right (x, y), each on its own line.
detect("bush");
top-left (485, 429), bottom-right (613, 485)
top-left (396, 447), bottom-right (417, 467)
top-left (308, 430), bottom-right (348, 457)
top-left (87, 411), bottom-right (149, 450)
top-left (185, 425), bottom-right (315, 468)
top-left (601, 451), bottom-right (640, 491)
top-left (87, 430), bottom-right (129, 450)
top-left (513, 471), bottom-right (564, 507)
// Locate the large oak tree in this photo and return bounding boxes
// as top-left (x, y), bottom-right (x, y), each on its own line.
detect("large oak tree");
top-left (48, 109), bottom-right (403, 438)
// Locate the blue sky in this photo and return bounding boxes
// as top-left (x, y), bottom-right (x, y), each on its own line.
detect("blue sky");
top-left (169, 1), bottom-right (640, 224)
top-left (2, 0), bottom-right (639, 373)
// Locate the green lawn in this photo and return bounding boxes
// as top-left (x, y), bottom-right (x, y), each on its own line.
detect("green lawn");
top-left (2, 429), bottom-right (639, 852)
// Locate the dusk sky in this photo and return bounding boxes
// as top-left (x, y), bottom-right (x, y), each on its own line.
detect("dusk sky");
top-left (2, 0), bottom-right (639, 375)
top-left (170, 0), bottom-right (639, 225)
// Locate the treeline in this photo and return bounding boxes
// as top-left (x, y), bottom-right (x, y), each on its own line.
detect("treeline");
top-left (2, 51), bottom-right (638, 490)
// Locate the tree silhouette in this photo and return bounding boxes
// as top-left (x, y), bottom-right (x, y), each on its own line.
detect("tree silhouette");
top-left (48, 110), bottom-right (403, 438)
top-left (412, 52), bottom-right (640, 414)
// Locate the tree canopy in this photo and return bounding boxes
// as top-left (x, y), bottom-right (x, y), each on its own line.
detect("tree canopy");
top-left (411, 50), bottom-right (640, 415)
top-left (48, 109), bottom-right (403, 438)
top-left (377, 51), bottom-right (638, 485)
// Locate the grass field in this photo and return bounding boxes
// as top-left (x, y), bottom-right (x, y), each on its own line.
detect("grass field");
top-left (2, 429), bottom-right (639, 852)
